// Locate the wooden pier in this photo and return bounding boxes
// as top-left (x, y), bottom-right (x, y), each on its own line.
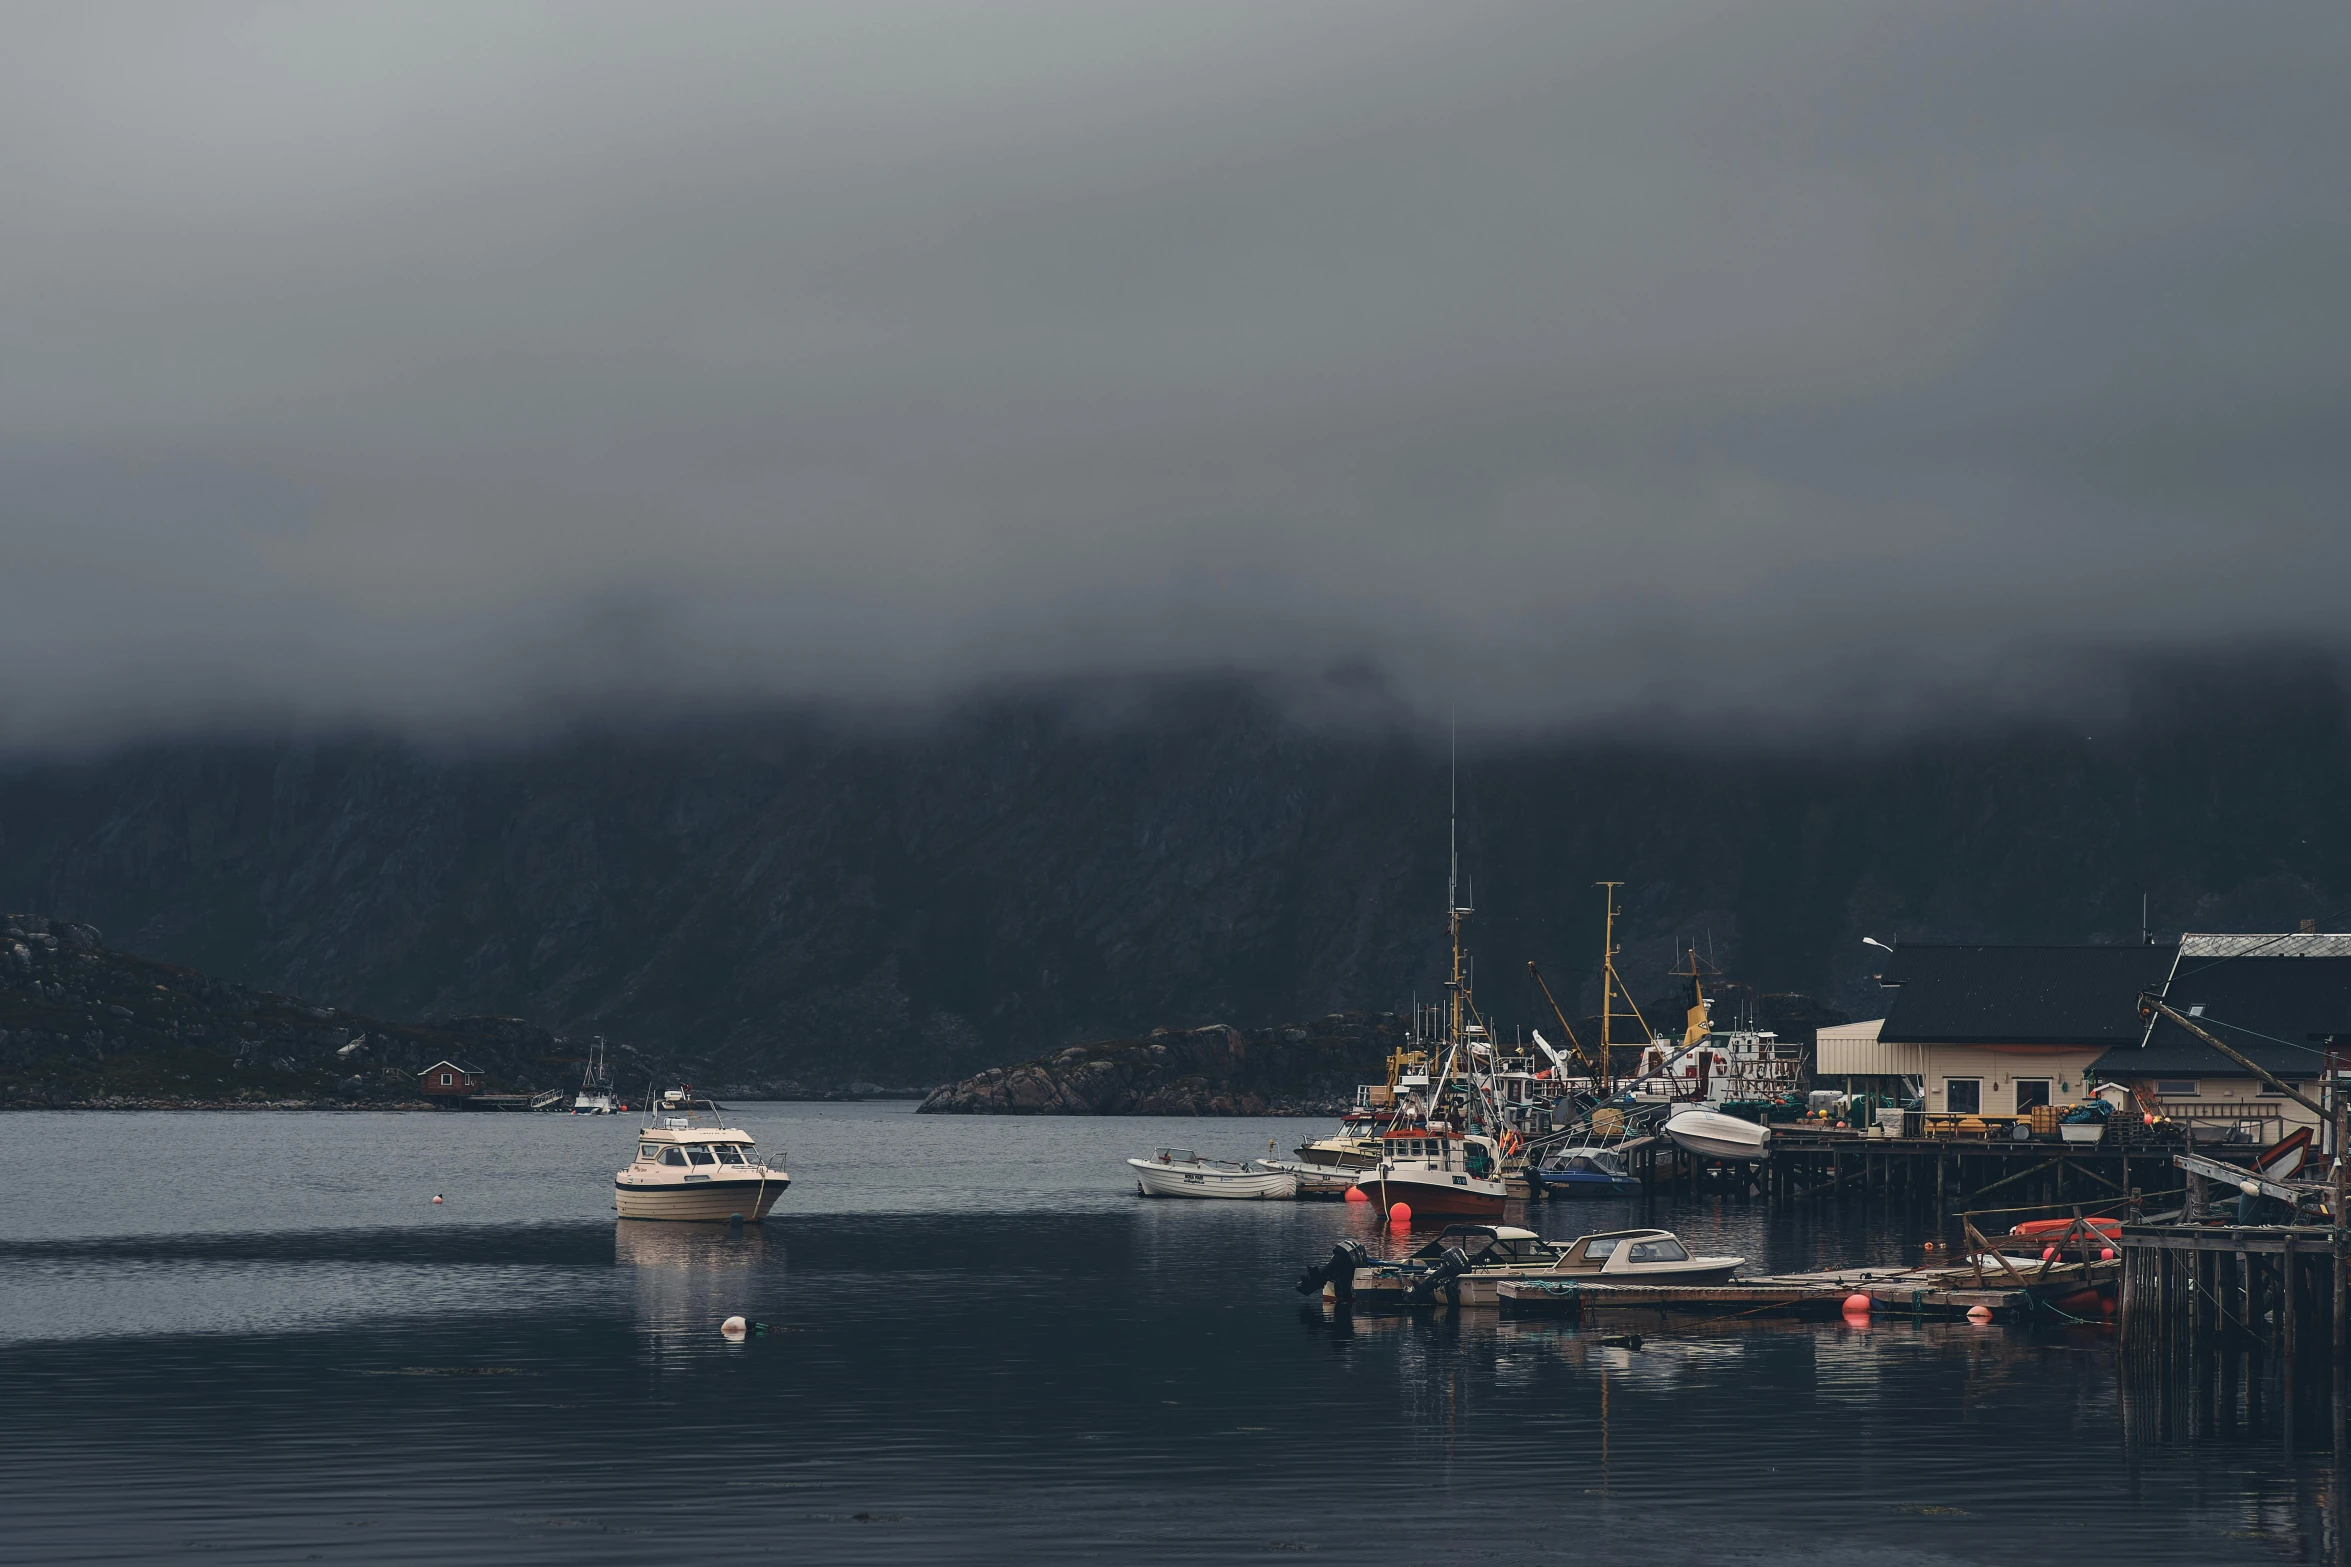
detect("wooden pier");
top-left (1496, 1256), bottom-right (2120, 1323)
top-left (1594, 1124), bottom-right (2193, 1217)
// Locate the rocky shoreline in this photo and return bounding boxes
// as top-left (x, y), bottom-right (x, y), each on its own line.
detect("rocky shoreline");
top-left (918, 1013), bottom-right (1404, 1116)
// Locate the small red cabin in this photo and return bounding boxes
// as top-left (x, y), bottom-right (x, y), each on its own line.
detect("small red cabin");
top-left (418, 1060), bottom-right (483, 1104)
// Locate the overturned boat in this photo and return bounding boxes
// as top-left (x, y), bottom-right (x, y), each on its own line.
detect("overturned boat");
top-left (1664, 1109), bottom-right (1770, 1162)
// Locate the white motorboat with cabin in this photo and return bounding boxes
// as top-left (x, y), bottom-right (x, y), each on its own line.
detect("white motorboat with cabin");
top-left (1296, 1223), bottom-right (1742, 1307)
top-left (614, 1090), bottom-right (790, 1221)
top-left (1129, 1148), bottom-right (1299, 1199)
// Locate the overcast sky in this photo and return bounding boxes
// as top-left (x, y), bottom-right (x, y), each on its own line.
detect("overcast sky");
top-left (3, 1), bottom-right (2345, 748)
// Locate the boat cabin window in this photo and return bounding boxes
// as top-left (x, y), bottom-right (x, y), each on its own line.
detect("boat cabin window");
top-left (684, 1145), bottom-right (717, 1166)
top-left (638, 1143), bottom-right (661, 1161)
top-left (1582, 1238), bottom-right (1622, 1261)
top-left (1626, 1238), bottom-right (1689, 1263)
top-left (657, 1147), bottom-right (688, 1167)
top-left (712, 1144), bottom-right (747, 1165)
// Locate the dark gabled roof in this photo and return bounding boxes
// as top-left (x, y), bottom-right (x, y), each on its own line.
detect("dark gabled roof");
top-left (2089, 948), bottom-right (2351, 1082)
top-left (1877, 944), bottom-right (2179, 1046)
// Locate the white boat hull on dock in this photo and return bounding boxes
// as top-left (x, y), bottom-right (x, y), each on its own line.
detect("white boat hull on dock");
top-left (1665, 1110), bottom-right (1771, 1162)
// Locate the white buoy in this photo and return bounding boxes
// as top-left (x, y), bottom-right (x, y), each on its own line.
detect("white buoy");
top-left (721, 1315), bottom-right (748, 1337)
top-left (431, 1195), bottom-right (444, 1204)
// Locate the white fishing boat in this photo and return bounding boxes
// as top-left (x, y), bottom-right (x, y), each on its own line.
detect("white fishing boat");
top-left (1129, 1148), bottom-right (1299, 1199)
top-left (1664, 1108), bottom-right (1771, 1162)
top-left (571, 1037), bottom-right (620, 1114)
top-left (1353, 1125), bottom-right (1509, 1217)
top-left (614, 1090), bottom-right (790, 1221)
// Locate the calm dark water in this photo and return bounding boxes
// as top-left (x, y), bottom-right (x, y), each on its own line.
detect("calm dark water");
top-left (2, 1103), bottom-right (2342, 1565)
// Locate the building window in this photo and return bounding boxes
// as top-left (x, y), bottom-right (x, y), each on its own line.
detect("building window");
top-left (1945, 1079), bottom-right (1981, 1115)
top-left (2156, 1080), bottom-right (2198, 1097)
top-left (2014, 1080), bottom-right (2051, 1113)
top-left (439, 1073), bottom-right (452, 1086)
top-left (2257, 1083), bottom-right (2286, 1097)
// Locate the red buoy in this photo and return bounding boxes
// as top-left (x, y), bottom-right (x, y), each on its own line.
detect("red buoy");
top-left (1966, 1304), bottom-right (1993, 1323)
top-left (1842, 1293), bottom-right (1872, 1315)
top-left (1344, 1185), bottom-right (1370, 1204)
top-left (1388, 1201), bottom-right (1412, 1226)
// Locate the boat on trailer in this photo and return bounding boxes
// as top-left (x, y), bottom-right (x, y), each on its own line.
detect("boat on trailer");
top-left (614, 1090), bottom-right (790, 1222)
top-left (1129, 1148), bottom-right (1299, 1199)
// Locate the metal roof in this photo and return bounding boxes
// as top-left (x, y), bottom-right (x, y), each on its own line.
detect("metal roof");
top-left (1876, 944), bottom-right (2178, 1046)
top-left (2178, 933), bottom-right (2351, 959)
top-left (2090, 949), bottom-right (2351, 1081)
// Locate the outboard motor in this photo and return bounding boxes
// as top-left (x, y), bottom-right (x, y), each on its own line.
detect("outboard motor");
top-left (1294, 1240), bottom-right (1371, 1303)
top-left (1407, 1245), bottom-right (1475, 1304)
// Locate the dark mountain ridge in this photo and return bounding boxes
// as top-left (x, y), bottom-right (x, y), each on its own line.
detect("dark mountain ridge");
top-left (2, 665), bottom-right (2345, 1091)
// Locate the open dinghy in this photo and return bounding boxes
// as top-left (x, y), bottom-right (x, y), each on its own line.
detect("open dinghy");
top-left (1129, 1148), bottom-right (1299, 1199)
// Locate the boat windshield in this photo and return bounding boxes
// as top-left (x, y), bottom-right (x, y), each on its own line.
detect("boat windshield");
top-left (1626, 1237), bottom-right (1689, 1263)
top-left (1582, 1237), bottom-right (1621, 1261)
top-left (713, 1144), bottom-right (747, 1165)
top-left (684, 1145), bottom-right (717, 1166)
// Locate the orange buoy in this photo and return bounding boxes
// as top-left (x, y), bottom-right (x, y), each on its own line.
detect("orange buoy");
top-left (2040, 1247), bottom-right (2056, 1261)
top-left (1966, 1304), bottom-right (1993, 1322)
top-left (1388, 1201), bottom-right (1413, 1226)
top-left (1843, 1293), bottom-right (1872, 1314)
top-left (2099, 1247), bottom-right (2116, 1261)
top-left (1344, 1185), bottom-right (1370, 1204)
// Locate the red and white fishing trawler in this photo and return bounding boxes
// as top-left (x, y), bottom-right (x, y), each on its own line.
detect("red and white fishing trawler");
top-left (1352, 1124), bottom-right (1509, 1218)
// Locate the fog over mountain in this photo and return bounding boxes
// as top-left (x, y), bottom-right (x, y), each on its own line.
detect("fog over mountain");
top-left (5, 3), bottom-right (2347, 747)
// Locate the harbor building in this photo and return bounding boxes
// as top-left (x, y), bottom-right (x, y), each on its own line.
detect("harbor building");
top-left (1831, 943), bottom-right (2178, 1117)
top-left (418, 1059), bottom-right (483, 1105)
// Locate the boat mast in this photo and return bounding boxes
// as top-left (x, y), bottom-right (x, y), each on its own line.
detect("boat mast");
top-left (1598, 881), bottom-right (1622, 1087)
top-left (1442, 731), bottom-right (1466, 1117)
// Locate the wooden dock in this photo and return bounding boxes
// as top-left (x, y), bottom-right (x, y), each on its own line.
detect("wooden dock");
top-left (1481, 1257), bottom-right (2118, 1322)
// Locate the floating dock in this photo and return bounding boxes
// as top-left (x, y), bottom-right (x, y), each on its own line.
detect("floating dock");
top-left (1489, 1257), bottom-right (2117, 1323)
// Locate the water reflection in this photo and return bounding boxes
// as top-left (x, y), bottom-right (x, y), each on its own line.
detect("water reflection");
top-left (613, 1219), bottom-right (786, 1342)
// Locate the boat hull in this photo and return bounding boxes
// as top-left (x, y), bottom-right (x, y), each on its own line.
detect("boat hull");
top-left (614, 1175), bottom-right (789, 1222)
top-left (1664, 1111), bottom-right (1771, 1163)
top-left (1130, 1160), bottom-right (1298, 1199)
top-left (1257, 1161), bottom-right (1359, 1198)
top-left (1354, 1168), bottom-right (1508, 1218)
top-left (1537, 1170), bottom-right (1643, 1197)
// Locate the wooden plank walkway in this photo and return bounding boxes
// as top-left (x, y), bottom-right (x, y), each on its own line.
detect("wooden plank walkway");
top-left (1496, 1258), bottom-right (2117, 1323)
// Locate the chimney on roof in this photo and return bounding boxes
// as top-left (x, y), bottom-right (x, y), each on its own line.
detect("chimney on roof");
top-left (2303, 918), bottom-right (2319, 935)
